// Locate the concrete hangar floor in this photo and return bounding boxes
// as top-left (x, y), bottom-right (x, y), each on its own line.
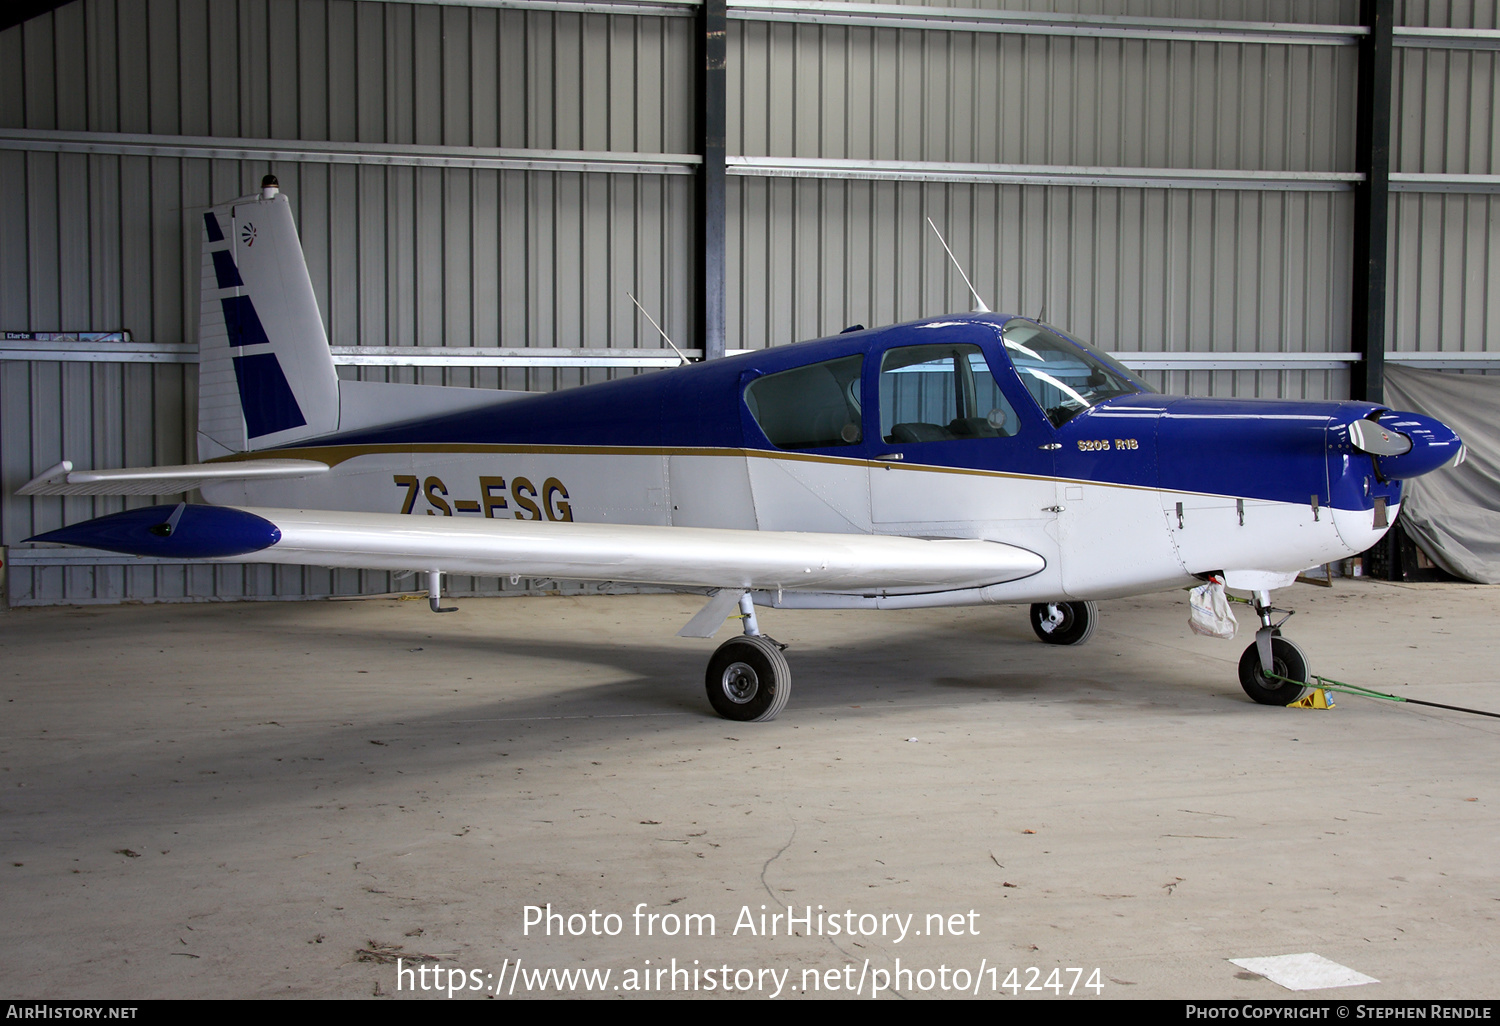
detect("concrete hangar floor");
top-left (1, 580), bottom-right (1496, 1000)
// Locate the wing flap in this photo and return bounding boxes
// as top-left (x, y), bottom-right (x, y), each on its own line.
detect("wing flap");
top-left (18, 459), bottom-right (329, 496)
top-left (229, 507), bottom-right (1044, 594)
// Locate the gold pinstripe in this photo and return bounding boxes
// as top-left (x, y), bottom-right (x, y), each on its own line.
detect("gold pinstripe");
top-left (210, 442), bottom-right (1263, 502)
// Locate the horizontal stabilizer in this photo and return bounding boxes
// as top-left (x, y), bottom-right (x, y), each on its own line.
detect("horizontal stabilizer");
top-left (18, 459), bottom-right (329, 496)
top-left (42, 505), bottom-right (1044, 595)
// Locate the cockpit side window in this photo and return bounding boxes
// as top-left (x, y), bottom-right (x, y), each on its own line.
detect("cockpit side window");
top-left (879, 343), bottom-right (1020, 444)
top-left (744, 354), bottom-right (864, 449)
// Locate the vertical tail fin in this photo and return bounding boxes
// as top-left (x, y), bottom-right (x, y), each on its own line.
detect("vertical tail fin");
top-left (197, 176), bottom-right (340, 458)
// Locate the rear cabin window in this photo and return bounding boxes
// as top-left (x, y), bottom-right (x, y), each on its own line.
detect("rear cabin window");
top-left (879, 344), bottom-right (1020, 444)
top-left (744, 355), bottom-right (864, 449)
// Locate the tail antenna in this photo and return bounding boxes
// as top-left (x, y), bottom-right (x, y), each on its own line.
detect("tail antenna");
top-left (926, 217), bottom-right (990, 313)
top-left (626, 292), bottom-right (692, 366)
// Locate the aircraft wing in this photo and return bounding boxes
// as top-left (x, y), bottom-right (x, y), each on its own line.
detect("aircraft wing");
top-left (28, 504), bottom-right (1045, 595)
top-left (17, 460), bottom-right (329, 497)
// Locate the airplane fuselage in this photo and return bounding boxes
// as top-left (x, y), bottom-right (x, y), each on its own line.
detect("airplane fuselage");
top-left (25, 187), bottom-right (1466, 717)
top-left (201, 314), bottom-right (1437, 608)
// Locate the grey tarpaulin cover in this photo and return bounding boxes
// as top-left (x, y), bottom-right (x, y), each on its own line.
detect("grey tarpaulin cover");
top-left (1383, 367), bottom-right (1500, 584)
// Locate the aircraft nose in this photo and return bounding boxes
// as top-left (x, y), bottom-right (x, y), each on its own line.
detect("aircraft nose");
top-left (1349, 410), bottom-right (1462, 480)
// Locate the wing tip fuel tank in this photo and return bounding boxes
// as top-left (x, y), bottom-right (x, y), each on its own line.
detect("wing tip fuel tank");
top-left (26, 505), bottom-right (282, 560)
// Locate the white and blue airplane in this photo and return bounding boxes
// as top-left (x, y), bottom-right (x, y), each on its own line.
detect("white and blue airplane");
top-left (20, 177), bottom-right (1463, 721)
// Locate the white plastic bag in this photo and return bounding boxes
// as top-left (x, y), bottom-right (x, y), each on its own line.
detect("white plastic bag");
top-left (1188, 578), bottom-right (1238, 639)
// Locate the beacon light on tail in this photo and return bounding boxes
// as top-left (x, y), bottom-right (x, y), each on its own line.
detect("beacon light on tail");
top-left (19, 179), bottom-right (1464, 721)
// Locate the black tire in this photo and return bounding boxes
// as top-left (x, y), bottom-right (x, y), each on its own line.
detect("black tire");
top-left (705, 636), bottom-right (792, 722)
top-left (1029, 601), bottom-right (1098, 646)
top-left (1238, 636), bottom-right (1310, 706)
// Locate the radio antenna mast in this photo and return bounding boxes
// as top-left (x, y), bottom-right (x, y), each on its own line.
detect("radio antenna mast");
top-left (627, 292), bottom-right (692, 366)
top-left (926, 217), bottom-right (989, 313)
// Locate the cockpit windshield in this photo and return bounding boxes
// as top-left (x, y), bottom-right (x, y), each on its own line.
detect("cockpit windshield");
top-left (1002, 320), bottom-right (1153, 428)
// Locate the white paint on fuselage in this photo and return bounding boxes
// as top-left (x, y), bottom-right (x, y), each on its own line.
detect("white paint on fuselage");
top-left (749, 455), bottom-right (871, 533)
top-left (1056, 482), bottom-right (1182, 599)
top-left (667, 454), bottom-right (758, 530)
top-left (1162, 491), bottom-right (1347, 582)
top-left (208, 445), bottom-right (1376, 607)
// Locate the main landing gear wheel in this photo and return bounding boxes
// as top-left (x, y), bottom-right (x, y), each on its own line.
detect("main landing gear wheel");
top-left (1238, 635), bottom-right (1310, 706)
top-left (705, 635), bottom-right (791, 722)
top-left (1029, 601), bottom-right (1098, 646)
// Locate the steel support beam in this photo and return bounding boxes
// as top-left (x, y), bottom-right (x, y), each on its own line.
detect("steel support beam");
top-left (0, 131), bottom-right (1370, 193)
top-left (697, 0), bottom-right (728, 360)
top-left (729, 156), bottom-right (1360, 191)
top-left (1350, 0), bottom-right (1394, 405)
top-left (311, 0), bottom-right (1370, 45)
top-left (1390, 173), bottom-right (1500, 194)
top-left (729, 2), bottom-right (1362, 45)
top-left (0, 129), bottom-right (700, 175)
top-left (0, 340), bottom-right (752, 367)
top-left (1394, 26), bottom-right (1500, 50)
top-left (29, 338), bottom-right (1500, 371)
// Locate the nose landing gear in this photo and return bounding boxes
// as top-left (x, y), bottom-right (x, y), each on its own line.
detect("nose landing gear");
top-left (1238, 590), bottom-right (1309, 705)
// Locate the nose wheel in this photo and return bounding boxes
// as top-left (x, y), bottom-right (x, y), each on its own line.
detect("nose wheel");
top-left (1238, 635), bottom-right (1309, 705)
top-left (1238, 590), bottom-right (1309, 705)
top-left (1029, 601), bottom-right (1098, 646)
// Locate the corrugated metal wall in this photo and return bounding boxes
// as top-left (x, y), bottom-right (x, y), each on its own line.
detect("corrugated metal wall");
top-left (1, 0), bottom-right (697, 603)
top-left (726, 17), bottom-right (1362, 404)
top-left (2, 0), bottom-right (1495, 604)
top-left (1389, 14), bottom-right (1500, 360)
top-left (0, 1), bottom-right (694, 147)
top-left (727, 177), bottom-right (1355, 399)
top-left (1396, 2), bottom-right (1499, 29)
top-left (729, 25), bottom-right (1359, 168)
top-left (0, 1), bottom-right (696, 357)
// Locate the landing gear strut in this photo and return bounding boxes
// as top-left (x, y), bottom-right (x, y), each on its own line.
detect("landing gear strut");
top-left (1237, 590), bottom-right (1309, 705)
top-left (705, 593), bottom-right (790, 721)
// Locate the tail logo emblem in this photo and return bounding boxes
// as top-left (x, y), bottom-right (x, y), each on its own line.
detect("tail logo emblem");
top-left (241, 223), bottom-right (257, 247)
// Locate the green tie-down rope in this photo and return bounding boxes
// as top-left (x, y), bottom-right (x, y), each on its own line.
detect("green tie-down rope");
top-left (1265, 671), bottom-right (1500, 719)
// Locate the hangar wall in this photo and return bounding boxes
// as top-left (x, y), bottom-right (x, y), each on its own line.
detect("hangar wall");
top-left (1, 0), bottom-right (701, 602)
top-left (1, 0), bottom-right (1496, 604)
